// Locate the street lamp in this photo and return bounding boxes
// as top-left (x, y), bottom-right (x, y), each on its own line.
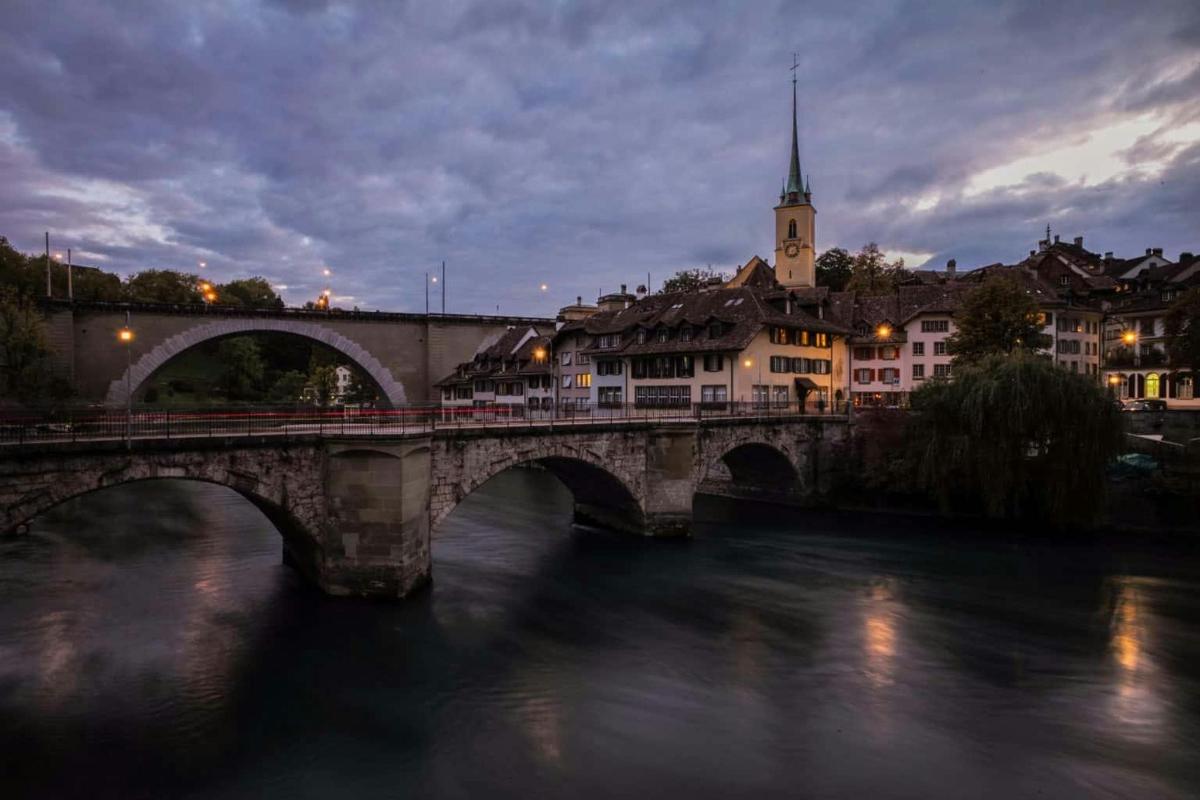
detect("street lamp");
top-left (540, 283), bottom-right (548, 292)
top-left (876, 323), bottom-right (892, 339)
top-left (118, 314), bottom-right (134, 449)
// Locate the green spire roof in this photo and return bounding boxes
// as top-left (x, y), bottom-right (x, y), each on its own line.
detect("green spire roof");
top-left (785, 76), bottom-right (803, 197)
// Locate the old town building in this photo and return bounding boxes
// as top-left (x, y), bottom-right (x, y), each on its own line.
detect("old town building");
top-left (436, 325), bottom-right (555, 416)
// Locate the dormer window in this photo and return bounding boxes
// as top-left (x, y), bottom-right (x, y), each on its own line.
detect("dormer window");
top-left (637, 329), bottom-right (647, 344)
top-left (656, 328), bottom-right (670, 343)
top-left (1060, 275), bottom-right (1070, 286)
top-left (680, 326), bottom-right (693, 342)
top-left (708, 322), bottom-right (723, 338)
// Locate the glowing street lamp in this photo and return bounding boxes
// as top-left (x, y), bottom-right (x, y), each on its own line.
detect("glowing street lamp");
top-left (323, 267), bottom-right (332, 277)
top-left (540, 283), bottom-right (548, 292)
top-left (118, 314), bottom-right (134, 448)
top-left (533, 347), bottom-right (547, 362)
top-left (876, 323), bottom-right (892, 339)
top-left (1121, 330), bottom-right (1137, 346)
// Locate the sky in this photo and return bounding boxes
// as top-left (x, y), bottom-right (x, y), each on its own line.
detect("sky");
top-left (1, 0), bottom-right (1198, 316)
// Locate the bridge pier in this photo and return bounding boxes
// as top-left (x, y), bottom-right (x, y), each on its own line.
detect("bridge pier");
top-left (318, 440), bottom-right (432, 597)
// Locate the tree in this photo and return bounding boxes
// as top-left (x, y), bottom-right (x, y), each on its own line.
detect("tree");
top-left (123, 270), bottom-right (203, 304)
top-left (218, 277), bottom-right (284, 309)
top-left (844, 243), bottom-right (909, 295)
top-left (0, 289), bottom-right (71, 405)
top-left (343, 371), bottom-right (375, 406)
top-left (268, 370), bottom-right (308, 403)
top-left (1165, 287), bottom-right (1200, 377)
top-left (217, 336), bottom-right (265, 401)
top-left (947, 274), bottom-right (1051, 363)
top-left (308, 364), bottom-right (339, 407)
top-left (815, 247), bottom-right (853, 291)
top-left (908, 353), bottom-right (1122, 526)
top-left (658, 267), bottom-right (727, 294)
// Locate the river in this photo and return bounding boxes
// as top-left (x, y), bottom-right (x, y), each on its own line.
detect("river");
top-left (1, 470), bottom-right (1198, 798)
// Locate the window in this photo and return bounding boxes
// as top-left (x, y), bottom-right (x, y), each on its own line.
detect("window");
top-left (770, 356), bottom-right (790, 373)
top-left (933, 341), bottom-right (947, 356)
top-left (577, 353), bottom-right (590, 365)
top-left (1060, 275), bottom-right (1070, 286)
top-left (1139, 319), bottom-right (1155, 336)
top-left (560, 351), bottom-right (572, 366)
top-left (787, 219), bottom-right (797, 239)
top-left (772, 385), bottom-right (789, 406)
top-left (810, 359), bottom-right (831, 374)
top-left (527, 397), bottom-right (539, 408)
top-left (796, 330), bottom-right (810, 346)
top-left (792, 357), bottom-right (809, 373)
top-left (813, 333), bottom-right (829, 348)
top-left (912, 341), bottom-right (925, 356)
top-left (455, 386), bottom-right (472, 399)
top-left (577, 373), bottom-right (592, 388)
top-left (880, 346), bottom-right (899, 361)
top-left (511, 382), bottom-right (523, 396)
top-left (677, 356), bottom-right (694, 378)
top-left (708, 322), bottom-right (723, 338)
top-left (597, 360), bottom-right (623, 376)
top-left (637, 329), bottom-right (648, 344)
top-left (912, 363), bottom-right (925, 379)
top-left (933, 364), bottom-right (951, 378)
top-left (879, 368), bottom-right (900, 384)
top-left (656, 328), bottom-right (670, 343)
top-left (598, 386), bottom-right (622, 407)
top-left (701, 385), bottom-right (728, 404)
top-left (680, 326), bottom-right (693, 342)
top-left (921, 320), bottom-right (950, 333)
top-left (1146, 373), bottom-right (1160, 398)
top-left (703, 354), bottom-right (724, 372)
top-left (561, 375), bottom-right (573, 389)
top-left (596, 334), bottom-right (620, 349)
top-left (752, 385), bottom-right (769, 408)
top-left (634, 385), bottom-right (691, 407)
top-left (853, 347), bottom-right (874, 360)
top-left (855, 368), bottom-right (873, 384)
top-left (770, 327), bottom-right (790, 345)
top-left (442, 388), bottom-right (452, 400)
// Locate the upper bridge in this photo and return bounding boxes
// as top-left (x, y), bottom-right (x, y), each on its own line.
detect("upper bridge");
top-left (0, 412), bottom-right (850, 599)
top-left (40, 299), bottom-right (553, 407)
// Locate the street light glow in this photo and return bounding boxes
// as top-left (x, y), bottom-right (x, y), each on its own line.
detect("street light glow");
top-left (743, 358), bottom-right (753, 368)
top-left (431, 276), bottom-right (438, 283)
top-left (533, 347), bottom-right (546, 361)
top-left (876, 323), bottom-right (892, 338)
top-left (540, 283), bottom-right (548, 291)
top-left (323, 268), bottom-right (331, 276)
top-left (1122, 330), bottom-right (1137, 346)
top-left (117, 327), bottom-right (134, 343)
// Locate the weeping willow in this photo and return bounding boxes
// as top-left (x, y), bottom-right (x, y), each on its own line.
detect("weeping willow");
top-left (908, 353), bottom-right (1123, 526)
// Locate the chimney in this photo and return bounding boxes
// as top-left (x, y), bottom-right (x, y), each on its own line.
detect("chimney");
top-left (1181, 252), bottom-right (1194, 262)
top-left (1146, 248), bottom-right (1152, 255)
top-left (1053, 234), bottom-right (1060, 244)
top-left (1104, 251), bottom-right (1113, 260)
top-left (946, 258), bottom-right (957, 277)
top-left (1030, 250), bottom-right (1036, 257)
top-left (1152, 248), bottom-right (1163, 257)
top-left (576, 296), bottom-right (582, 306)
top-left (620, 283), bottom-right (627, 294)
top-left (1074, 236), bottom-right (1083, 247)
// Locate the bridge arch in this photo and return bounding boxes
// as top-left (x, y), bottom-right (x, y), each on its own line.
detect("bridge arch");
top-left (104, 318), bottom-right (408, 408)
top-left (700, 440), bottom-right (805, 502)
top-left (431, 441), bottom-right (645, 536)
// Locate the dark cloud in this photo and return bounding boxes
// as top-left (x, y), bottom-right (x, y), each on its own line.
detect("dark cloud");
top-left (1, 0), bottom-right (1198, 314)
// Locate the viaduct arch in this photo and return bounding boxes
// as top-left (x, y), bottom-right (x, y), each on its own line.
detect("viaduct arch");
top-left (104, 318), bottom-right (410, 408)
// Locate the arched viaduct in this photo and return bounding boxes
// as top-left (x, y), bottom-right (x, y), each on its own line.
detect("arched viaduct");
top-left (0, 418), bottom-right (850, 599)
top-left (40, 300), bottom-right (553, 407)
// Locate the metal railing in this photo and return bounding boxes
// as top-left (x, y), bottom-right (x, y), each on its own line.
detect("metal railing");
top-left (0, 400), bottom-right (848, 448)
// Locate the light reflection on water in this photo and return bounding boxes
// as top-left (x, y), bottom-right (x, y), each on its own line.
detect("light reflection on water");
top-left (0, 472), bottom-right (1198, 799)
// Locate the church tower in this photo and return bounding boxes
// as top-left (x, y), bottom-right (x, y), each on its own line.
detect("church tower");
top-left (774, 70), bottom-right (816, 288)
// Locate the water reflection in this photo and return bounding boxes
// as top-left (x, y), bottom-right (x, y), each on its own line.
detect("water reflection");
top-left (1, 473), bottom-right (1199, 798)
top-left (1107, 577), bottom-right (1166, 743)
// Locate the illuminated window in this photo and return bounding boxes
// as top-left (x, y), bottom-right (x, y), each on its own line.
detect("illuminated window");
top-left (577, 373), bottom-right (592, 388)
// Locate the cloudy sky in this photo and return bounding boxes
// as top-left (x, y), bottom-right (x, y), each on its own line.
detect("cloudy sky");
top-left (1, 1), bottom-right (1198, 315)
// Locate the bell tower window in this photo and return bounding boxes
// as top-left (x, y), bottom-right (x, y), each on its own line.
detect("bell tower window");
top-left (787, 219), bottom-right (797, 239)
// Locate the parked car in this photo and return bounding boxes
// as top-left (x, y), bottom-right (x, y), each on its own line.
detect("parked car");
top-left (1122, 399), bottom-right (1168, 412)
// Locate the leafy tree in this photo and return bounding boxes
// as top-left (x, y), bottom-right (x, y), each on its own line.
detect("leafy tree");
top-left (947, 274), bottom-right (1051, 363)
top-left (307, 364), bottom-right (339, 407)
top-left (908, 353), bottom-right (1122, 526)
top-left (123, 269), bottom-right (203, 304)
top-left (844, 243), bottom-right (909, 295)
top-left (0, 289), bottom-right (71, 405)
top-left (815, 247), bottom-right (853, 291)
top-left (343, 371), bottom-right (375, 406)
top-left (658, 268), bottom-right (727, 294)
top-left (1165, 287), bottom-right (1200, 377)
top-left (218, 277), bottom-right (284, 309)
top-left (268, 370), bottom-right (308, 403)
top-left (217, 336), bottom-right (265, 401)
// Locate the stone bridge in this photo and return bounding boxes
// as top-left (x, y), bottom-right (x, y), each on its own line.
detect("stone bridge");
top-left (0, 417), bottom-right (849, 598)
top-left (40, 300), bottom-right (553, 406)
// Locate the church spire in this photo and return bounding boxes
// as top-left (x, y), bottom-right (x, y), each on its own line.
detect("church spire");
top-left (785, 55), bottom-right (803, 198)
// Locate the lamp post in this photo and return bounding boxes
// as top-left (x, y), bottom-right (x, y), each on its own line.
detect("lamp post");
top-left (118, 313), bottom-right (134, 449)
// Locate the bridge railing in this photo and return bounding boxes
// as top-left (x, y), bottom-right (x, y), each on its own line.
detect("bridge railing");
top-left (0, 400), bottom-right (848, 447)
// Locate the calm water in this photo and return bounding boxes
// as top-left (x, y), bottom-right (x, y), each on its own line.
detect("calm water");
top-left (2, 471), bottom-right (1199, 799)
